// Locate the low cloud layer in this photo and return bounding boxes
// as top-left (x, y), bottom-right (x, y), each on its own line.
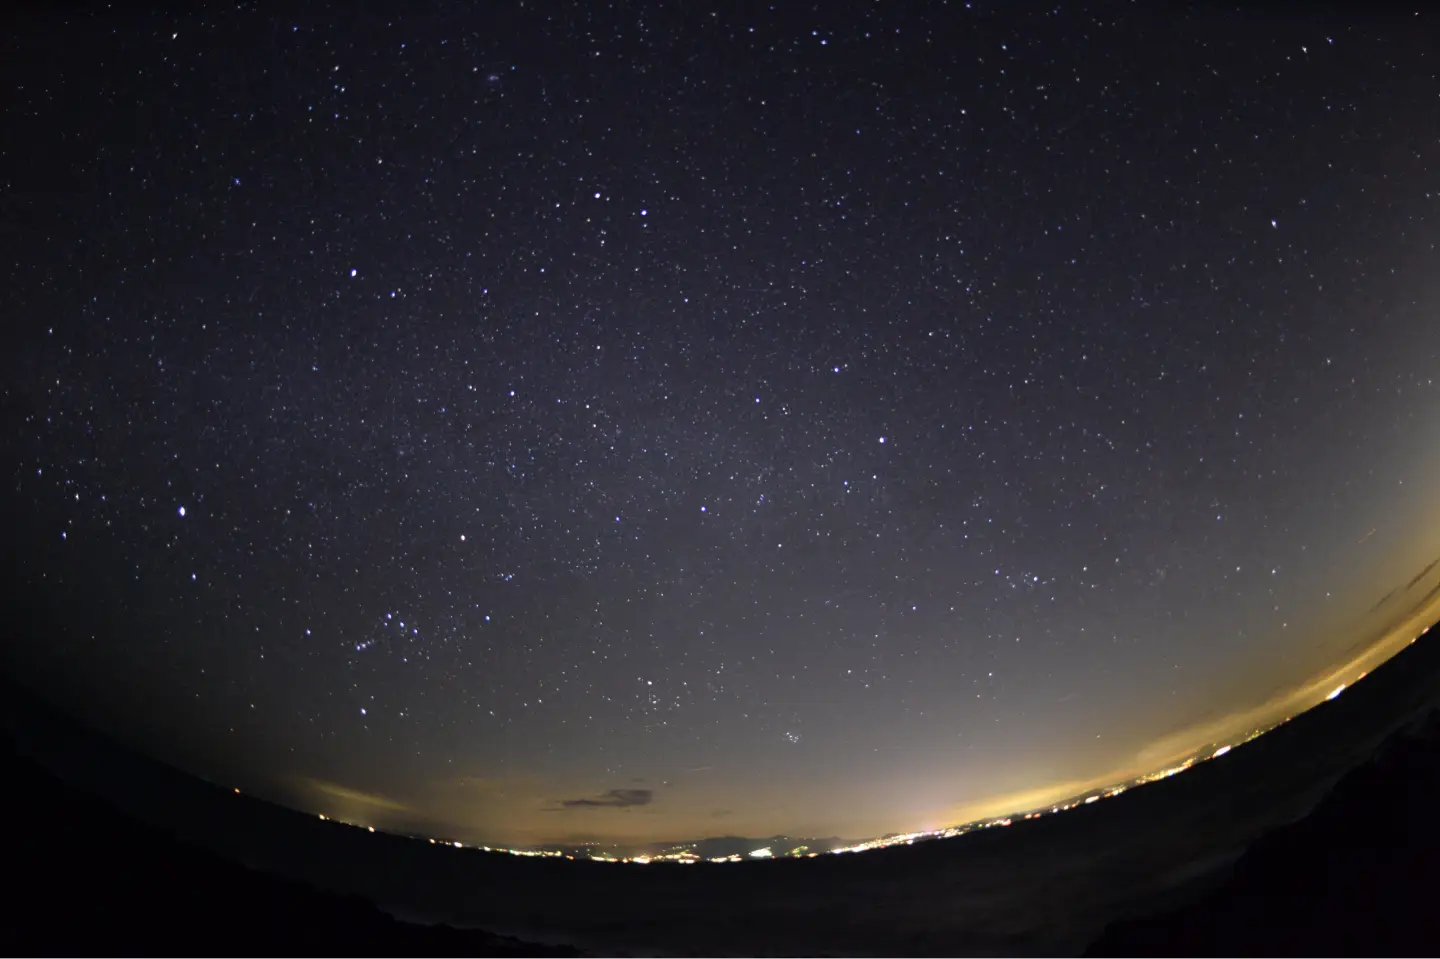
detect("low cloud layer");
top-left (559, 787), bottom-right (654, 809)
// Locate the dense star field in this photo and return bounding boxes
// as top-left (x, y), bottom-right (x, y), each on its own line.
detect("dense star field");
top-left (4, 2), bottom-right (1440, 845)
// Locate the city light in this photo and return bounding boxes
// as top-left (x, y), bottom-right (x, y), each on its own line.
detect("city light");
top-left (305, 629), bottom-right (1425, 869)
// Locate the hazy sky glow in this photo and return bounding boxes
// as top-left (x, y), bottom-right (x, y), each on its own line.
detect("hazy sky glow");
top-left (4, 2), bottom-right (1440, 847)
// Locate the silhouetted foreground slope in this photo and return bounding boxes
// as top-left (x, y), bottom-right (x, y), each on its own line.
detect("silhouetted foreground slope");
top-left (1089, 706), bottom-right (1440, 956)
top-left (0, 740), bottom-right (579, 956)
top-left (3, 607), bottom-right (1440, 955)
top-left (8, 691), bottom-right (1440, 956)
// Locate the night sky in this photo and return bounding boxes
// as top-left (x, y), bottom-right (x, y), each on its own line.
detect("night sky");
top-left (5, 2), bottom-right (1440, 847)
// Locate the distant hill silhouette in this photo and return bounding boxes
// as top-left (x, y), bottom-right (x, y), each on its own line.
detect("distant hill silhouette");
top-left (2, 609), bottom-right (1439, 954)
top-left (1089, 706), bottom-right (1440, 956)
top-left (0, 733), bottom-right (579, 956)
